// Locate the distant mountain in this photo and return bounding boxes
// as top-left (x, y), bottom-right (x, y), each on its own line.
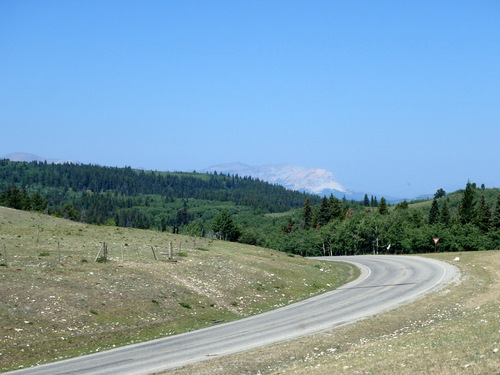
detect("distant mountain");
top-left (2, 152), bottom-right (79, 165)
top-left (202, 162), bottom-right (366, 199)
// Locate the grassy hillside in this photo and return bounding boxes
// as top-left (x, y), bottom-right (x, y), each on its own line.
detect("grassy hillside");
top-left (0, 207), bottom-right (356, 372)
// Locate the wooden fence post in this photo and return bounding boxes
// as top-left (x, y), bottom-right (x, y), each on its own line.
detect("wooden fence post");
top-left (3, 243), bottom-right (7, 267)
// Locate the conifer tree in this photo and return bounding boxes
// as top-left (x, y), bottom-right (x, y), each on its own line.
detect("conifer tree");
top-left (440, 200), bottom-right (451, 226)
top-left (476, 195), bottom-right (491, 232)
top-left (428, 199), bottom-right (440, 224)
top-left (317, 196), bottom-right (331, 226)
top-left (328, 195), bottom-right (343, 220)
top-left (492, 193), bottom-right (500, 230)
top-left (303, 198), bottom-right (313, 230)
top-left (363, 194), bottom-right (370, 207)
top-left (21, 189), bottom-right (31, 211)
top-left (377, 197), bottom-right (389, 215)
top-left (6, 187), bottom-right (22, 209)
top-left (458, 181), bottom-right (476, 224)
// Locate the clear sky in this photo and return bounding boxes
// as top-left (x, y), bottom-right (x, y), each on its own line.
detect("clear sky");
top-left (1, 1), bottom-right (499, 198)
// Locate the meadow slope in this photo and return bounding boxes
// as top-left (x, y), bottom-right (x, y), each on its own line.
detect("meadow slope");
top-left (0, 207), bottom-right (356, 372)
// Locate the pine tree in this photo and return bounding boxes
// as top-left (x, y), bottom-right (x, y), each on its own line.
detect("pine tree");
top-left (317, 196), bottom-right (331, 226)
top-left (21, 189), bottom-right (31, 210)
top-left (377, 197), bottom-right (389, 215)
top-left (492, 193), bottom-right (500, 230)
top-left (428, 199), bottom-right (440, 224)
top-left (6, 187), bottom-right (22, 209)
top-left (328, 195), bottom-right (343, 220)
top-left (303, 198), bottom-right (313, 230)
top-left (458, 181), bottom-right (476, 224)
top-left (440, 200), bottom-right (451, 226)
top-left (363, 194), bottom-right (370, 207)
top-left (476, 195), bottom-right (491, 232)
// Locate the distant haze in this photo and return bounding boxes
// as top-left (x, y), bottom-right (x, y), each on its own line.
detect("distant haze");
top-left (3, 152), bottom-right (79, 165)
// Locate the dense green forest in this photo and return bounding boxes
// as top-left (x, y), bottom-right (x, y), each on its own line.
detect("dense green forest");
top-left (0, 159), bottom-right (499, 254)
top-left (272, 182), bottom-right (500, 256)
top-left (0, 159), bottom-right (319, 230)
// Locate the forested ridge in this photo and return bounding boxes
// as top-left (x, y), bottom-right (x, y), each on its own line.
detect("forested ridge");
top-left (1, 159), bottom-right (499, 255)
top-left (0, 159), bottom-right (316, 210)
top-left (0, 159), bottom-right (319, 230)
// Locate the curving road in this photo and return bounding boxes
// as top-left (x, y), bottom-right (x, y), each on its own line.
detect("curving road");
top-left (5, 255), bottom-right (459, 375)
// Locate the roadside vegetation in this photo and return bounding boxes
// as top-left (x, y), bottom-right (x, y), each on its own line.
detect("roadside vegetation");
top-left (0, 207), bottom-right (355, 372)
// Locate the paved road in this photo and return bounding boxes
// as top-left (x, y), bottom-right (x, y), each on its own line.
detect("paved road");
top-left (5, 255), bottom-right (459, 375)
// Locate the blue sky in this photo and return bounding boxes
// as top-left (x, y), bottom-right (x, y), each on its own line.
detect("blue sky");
top-left (1, 1), bottom-right (499, 198)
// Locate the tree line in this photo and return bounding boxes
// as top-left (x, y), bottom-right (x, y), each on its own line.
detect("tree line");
top-left (1, 159), bottom-right (498, 254)
top-left (0, 159), bottom-right (319, 212)
top-left (0, 159), bottom-right (320, 231)
top-left (266, 182), bottom-right (500, 256)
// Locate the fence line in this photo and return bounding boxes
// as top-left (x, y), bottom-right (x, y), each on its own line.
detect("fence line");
top-left (0, 236), bottom-right (212, 268)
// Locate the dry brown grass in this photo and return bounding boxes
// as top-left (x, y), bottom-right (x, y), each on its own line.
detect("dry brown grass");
top-left (0, 207), bottom-right (355, 372)
top-left (166, 252), bottom-right (500, 375)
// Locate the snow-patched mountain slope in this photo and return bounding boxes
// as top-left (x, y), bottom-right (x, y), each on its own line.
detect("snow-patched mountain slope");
top-left (202, 163), bottom-right (346, 195)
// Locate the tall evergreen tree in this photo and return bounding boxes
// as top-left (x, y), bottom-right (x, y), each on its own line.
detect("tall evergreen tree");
top-left (363, 194), bottom-right (370, 207)
top-left (492, 193), bottom-right (500, 230)
top-left (428, 199), bottom-right (440, 224)
top-left (476, 195), bottom-right (491, 232)
top-left (303, 198), bottom-right (313, 230)
top-left (6, 187), bottom-right (22, 209)
top-left (21, 189), bottom-right (31, 210)
top-left (440, 200), bottom-right (451, 226)
top-left (328, 195), bottom-right (343, 220)
top-left (377, 197), bottom-right (389, 215)
top-left (458, 181), bottom-right (476, 224)
top-left (317, 196), bottom-right (331, 227)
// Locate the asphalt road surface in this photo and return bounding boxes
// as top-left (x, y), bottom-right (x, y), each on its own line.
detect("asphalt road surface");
top-left (5, 255), bottom-right (459, 375)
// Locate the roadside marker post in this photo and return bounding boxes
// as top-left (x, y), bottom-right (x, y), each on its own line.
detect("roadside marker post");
top-left (433, 238), bottom-right (439, 252)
